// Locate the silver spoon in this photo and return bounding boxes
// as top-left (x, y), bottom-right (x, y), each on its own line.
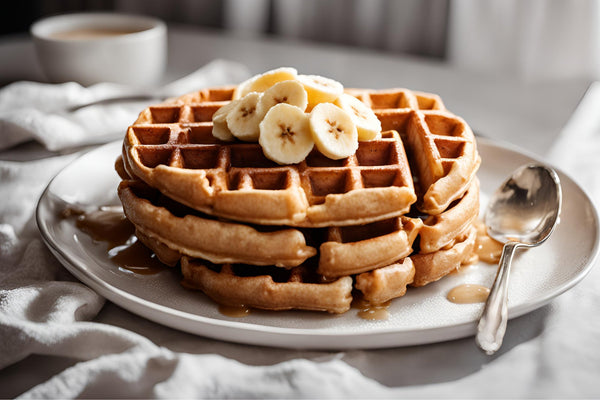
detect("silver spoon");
top-left (476, 163), bottom-right (562, 355)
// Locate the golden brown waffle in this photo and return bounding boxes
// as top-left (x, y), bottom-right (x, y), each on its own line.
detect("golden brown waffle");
top-left (317, 216), bottom-right (421, 278)
top-left (379, 108), bottom-right (480, 215)
top-left (115, 81), bottom-right (482, 313)
top-left (134, 227), bottom-right (181, 266)
top-left (118, 178), bottom-right (421, 274)
top-left (122, 87), bottom-right (416, 227)
top-left (125, 187), bottom-right (477, 310)
top-left (411, 224), bottom-right (477, 287)
top-left (121, 177), bottom-right (479, 308)
top-left (345, 87), bottom-right (445, 112)
top-left (118, 179), bottom-right (316, 267)
top-left (178, 224), bottom-right (476, 311)
top-left (417, 178), bottom-right (479, 254)
top-left (180, 257), bottom-right (354, 313)
top-left (355, 258), bottom-right (415, 304)
top-left (346, 88), bottom-right (479, 215)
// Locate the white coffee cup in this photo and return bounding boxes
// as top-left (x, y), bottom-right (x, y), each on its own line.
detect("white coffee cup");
top-left (31, 12), bottom-right (167, 86)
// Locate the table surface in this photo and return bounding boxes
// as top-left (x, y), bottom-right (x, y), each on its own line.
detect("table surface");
top-left (0, 25), bottom-right (591, 158)
top-left (0, 24), bottom-right (596, 397)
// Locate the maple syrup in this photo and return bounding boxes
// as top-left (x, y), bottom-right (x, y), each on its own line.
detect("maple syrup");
top-left (474, 219), bottom-right (503, 264)
top-left (109, 239), bottom-right (166, 275)
top-left (447, 284), bottom-right (490, 304)
top-left (218, 304), bottom-right (251, 318)
top-left (352, 296), bottom-right (391, 320)
top-left (73, 206), bottom-right (134, 249)
top-left (64, 206), bottom-right (167, 275)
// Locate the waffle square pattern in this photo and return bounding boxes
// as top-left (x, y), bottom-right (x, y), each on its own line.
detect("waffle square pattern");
top-left (117, 70), bottom-right (481, 314)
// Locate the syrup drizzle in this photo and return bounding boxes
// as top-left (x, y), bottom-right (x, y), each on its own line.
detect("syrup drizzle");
top-left (63, 206), bottom-right (167, 275)
top-left (218, 304), bottom-right (251, 318)
top-left (441, 220), bottom-right (499, 305)
top-left (73, 206), bottom-right (134, 250)
top-left (352, 296), bottom-right (391, 320)
top-left (474, 219), bottom-right (503, 264)
top-left (109, 239), bottom-right (167, 275)
top-left (447, 284), bottom-right (490, 304)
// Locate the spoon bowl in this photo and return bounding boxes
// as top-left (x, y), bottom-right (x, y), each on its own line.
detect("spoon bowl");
top-left (476, 163), bottom-right (562, 354)
top-left (486, 164), bottom-right (562, 245)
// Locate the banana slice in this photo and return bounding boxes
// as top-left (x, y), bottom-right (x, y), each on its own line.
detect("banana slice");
top-left (233, 78), bottom-right (253, 100)
top-left (309, 102), bottom-right (358, 160)
top-left (297, 74), bottom-right (344, 109)
top-left (257, 80), bottom-right (309, 118)
top-left (226, 92), bottom-right (263, 141)
top-left (234, 67), bottom-right (298, 99)
top-left (211, 100), bottom-right (239, 141)
top-left (259, 103), bottom-right (314, 165)
top-left (335, 93), bottom-right (382, 141)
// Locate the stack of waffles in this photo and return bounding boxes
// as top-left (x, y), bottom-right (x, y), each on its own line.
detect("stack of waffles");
top-left (116, 68), bottom-right (481, 314)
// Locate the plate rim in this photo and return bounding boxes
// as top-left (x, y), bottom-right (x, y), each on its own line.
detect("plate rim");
top-left (35, 138), bottom-right (600, 349)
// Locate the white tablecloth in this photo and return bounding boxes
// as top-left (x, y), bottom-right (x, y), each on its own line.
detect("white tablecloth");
top-left (1, 66), bottom-right (599, 397)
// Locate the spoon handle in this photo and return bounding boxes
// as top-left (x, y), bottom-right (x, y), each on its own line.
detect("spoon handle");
top-left (476, 241), bottom-right (519, 355)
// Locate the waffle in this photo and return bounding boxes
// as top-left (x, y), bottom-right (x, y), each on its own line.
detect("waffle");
top-left (347, 88), bottom-right (480, 215)
top-left (181, 257), bottom-right (354, 313)
top-left (355, 257), bottom-right (415, 304)
top-left (417, 178), bottom-right (479, 254)
top-left (115, 79), bottom-right (482, 313)
top-left (344, 87), bottom-right (445, 112)
top-left (121, 175), bottom-right (477, 309)
top-left (134, 227), bottom-right (180, 266)
top-left (118, 179), bottom-right (316, 267)
top-left (317, 216), bottom-right (421, 278)
top-left (411, 224), bottom-right (478, 287)
top-left (179, 224), bottom-right (476, 310)
top-left (118, 178), bottom-right (421, 274)
top-left (122, 87), bottom-right (419, 227)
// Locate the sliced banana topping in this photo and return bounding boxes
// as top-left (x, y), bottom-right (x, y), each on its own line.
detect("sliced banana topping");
top-left (234, 67), bottom-right (298, 99)
top-left (257, 80), bottom-right (309, 119)
top-left (297, 74), bottom-right (344, 110)
top-left (259, 103), bottom-right (314, 165)
top-left (335, 93), bottom-right (382, 141)
top-left (213, 68), bottom-right (375, 164)
top-left (226, 92), bottom-right (263, 141)
top-left (212, 99), bottom-right (239, 141)
top-left (309, 102), bottom-right (358, 160)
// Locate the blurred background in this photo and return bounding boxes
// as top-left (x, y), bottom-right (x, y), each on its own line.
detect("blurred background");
top-left (2, 0), bottom-right (599, 83)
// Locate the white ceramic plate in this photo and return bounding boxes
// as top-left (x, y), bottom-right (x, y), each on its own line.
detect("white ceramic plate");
top-left (37, 138), bottom-right (599, 349)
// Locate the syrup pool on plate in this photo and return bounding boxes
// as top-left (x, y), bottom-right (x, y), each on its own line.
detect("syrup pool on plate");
top-left (62, 205), bottom-right (167, 275)
top-left (352, 296), bottom-right (391, 321)
top-left (218, 304), bottom-right (251, 318)
top-left (445, 220), bottom-right (501, 305)
top-left (447, 284), bottom-right (490, 304)
top-left (474, 219), bottom-right (503, 264)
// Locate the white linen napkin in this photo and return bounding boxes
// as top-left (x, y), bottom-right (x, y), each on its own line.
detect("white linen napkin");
top-left (0, 59), bottom-right (250, 151)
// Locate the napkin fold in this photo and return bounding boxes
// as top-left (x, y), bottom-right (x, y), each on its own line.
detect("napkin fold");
top-left (0, 59), bottom-right (250, 151)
